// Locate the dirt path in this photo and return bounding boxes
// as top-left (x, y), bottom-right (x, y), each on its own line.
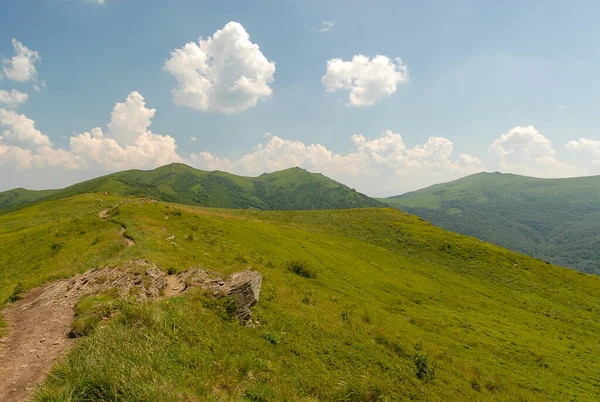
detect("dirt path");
top-left (119, 227), bottom-right (135, 247)
top-left (0, 258), bottom-right (261, 401)
top-left (0, 282), bottom-right (76, 402)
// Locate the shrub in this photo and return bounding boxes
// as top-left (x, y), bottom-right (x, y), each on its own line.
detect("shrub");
top-left (201, 292), bottom-right (238, 321)
top-left (286, 260), bottom-right (317, 279)
top-left (50, 242), bottom-right (64, 254)
top-left (262, 331), bottom-right (281, 345)
top-left (414, 352), bottom-right (436, 382)
top-left (7, 282), bottom-right (24, 303)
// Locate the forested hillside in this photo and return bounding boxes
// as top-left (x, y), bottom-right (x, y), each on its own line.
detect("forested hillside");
top-left (382, 172), bottom-right (600, 274)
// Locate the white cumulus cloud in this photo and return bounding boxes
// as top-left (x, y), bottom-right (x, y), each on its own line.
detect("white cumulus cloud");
top-left (0, 108), bottom-right (52, 147)
top-left (164, 21), bottom-right (276, 114)
top-left (0, 89), bottom-right (28, 108)
top-left (70, 91), bottom-right (183, 169)
top-left (322, 54), bottom-right (408, 106)
top-left (566, 138), bottom-right (600, 170)
top-left (566, 138), bottom-right (600, 154)
top-left (191, 130), bottom-right (482, 196)
top-left (488, 125), bottom-right (580, 177)
top-left (0, 109), bottom-right (82, 169)
top-left (2, 39), bottom-right (41, 82)
top-left (0, 91), bottom-right (183, 172)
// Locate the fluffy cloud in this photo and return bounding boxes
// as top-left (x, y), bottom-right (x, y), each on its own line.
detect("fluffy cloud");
top-left (0, 92), bottom-right (182, 172)
top-left (192, 130), bottom-right (482, 195)
top-left (322, 55), bottom-right (408, 106)
top-left (0, 89), bottom-right (28, 108)
top-left (70, 91), bottom-right (183, 169)
top-left (0, 108), bottom-right (52, 147)
top-left (164, 21), bottom-right (276, 114)
top-left (566, 138), bottom-right (600, 156)
top-left (0, 109), bottom-right (82, 169)
top-left (566, 138), bottom-right (600, 170)
top-left (2, 39), bottom-right (41, 82)
top-left (2, 89), bottom-right (598, 196)
top-left (488, 125), bottom-right (579, 177)
top-left (104, 91), bottom-right (156, 146)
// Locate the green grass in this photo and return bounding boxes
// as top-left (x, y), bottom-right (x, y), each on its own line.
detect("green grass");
top-left (0, 187), bottom-right (59, 213)
top-left (70, 290), bottom-right (123, 337)
top-left (381, 171), bottom-right (600, 274)
top-left (0, 163), bottom-right (383, 214)
top-left (0, 195), bottom-right (599, 400)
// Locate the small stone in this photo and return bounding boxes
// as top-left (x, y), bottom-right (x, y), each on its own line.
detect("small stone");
top-left (40, 338), bottom-right (45, 343)
top-left (53, 341), bottom-right (60, 346)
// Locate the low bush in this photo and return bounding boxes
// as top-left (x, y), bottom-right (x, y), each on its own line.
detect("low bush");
top-left (286, 260), bottom-right (316, 279)
top-left (413, 352), bottom-right (436, 382)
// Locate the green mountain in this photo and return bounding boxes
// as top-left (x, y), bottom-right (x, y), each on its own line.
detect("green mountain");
top-left (1, 195), bottom-right (599, 400)
top-left (381, 172), bottom-right (600, 274)
top-left (0, 163), bottom-right (383, 214)
top-left (0, 187), bottom-right (59, 213)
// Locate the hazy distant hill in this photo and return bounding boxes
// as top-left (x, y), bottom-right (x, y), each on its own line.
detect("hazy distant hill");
top-left (381, 172), bottom-right (600, 274)
top-left (0, 163), bottom-right (383, 213)
top-left (0, 188), bottom-right (60, 213)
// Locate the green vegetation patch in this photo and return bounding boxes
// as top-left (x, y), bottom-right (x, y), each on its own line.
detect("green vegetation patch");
top-left (285, 260), bottom-right (317, 279)
top-left (0, 163), bottom-right (383, 215)
top-left (70, 291), bottom-right (123, 338)
top-left (0, 195), bottom-right (597, 400)
top-left (381, 172), bottom-right (600, 274)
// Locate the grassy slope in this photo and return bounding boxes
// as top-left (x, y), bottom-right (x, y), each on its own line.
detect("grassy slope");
top-left (1, 195), bottom-right (599, 401)
top-left (381, 172), bottom-right (600, 274)
top-left (0, 163), bottom-right (383, 214)
top-left (0, 188), bottom-right (59, 213)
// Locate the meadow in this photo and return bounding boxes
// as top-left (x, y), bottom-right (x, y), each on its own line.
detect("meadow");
top-left (1, 194), bottom-right (599, 401)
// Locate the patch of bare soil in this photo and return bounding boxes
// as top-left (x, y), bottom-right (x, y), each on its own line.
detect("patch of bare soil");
top-left (0, 261), bottom-right (262, 401)
top-left (0, 282), bottom-right (76, 402)
top-left (119, 227), bottom-right (135, 247)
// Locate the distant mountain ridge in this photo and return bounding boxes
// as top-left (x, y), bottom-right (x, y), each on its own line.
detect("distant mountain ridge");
top-left (0, 163), bottom-right (383, 213)
top-left (0, 188), bottom-right (60, 214)
top-left (381, 171), bottom-right (600, 274)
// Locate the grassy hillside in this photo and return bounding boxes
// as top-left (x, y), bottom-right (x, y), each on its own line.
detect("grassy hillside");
top-left (0, 163), bottom-right (383, 214)
top-left (381, 172), bottom-right (600, 274)
top-left (0, 187), bottom-right (59, 213)
top-left (1, 195), bottom-right (599, 401)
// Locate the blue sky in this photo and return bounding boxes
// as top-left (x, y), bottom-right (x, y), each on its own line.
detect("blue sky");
top-left (1, 0), bottom-right (600, 196)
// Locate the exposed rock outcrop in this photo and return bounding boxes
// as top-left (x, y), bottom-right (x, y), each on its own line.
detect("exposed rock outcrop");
top-left (29, 260), bottom-right (262, 321)
top-left (223, 270), bottom-right (263, 320)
